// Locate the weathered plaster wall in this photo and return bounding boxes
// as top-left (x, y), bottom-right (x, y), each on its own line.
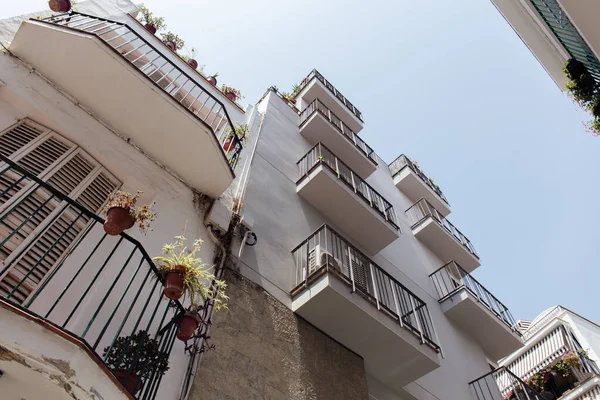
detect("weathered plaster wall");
top-left (190, 270), bottom-right (369, 400)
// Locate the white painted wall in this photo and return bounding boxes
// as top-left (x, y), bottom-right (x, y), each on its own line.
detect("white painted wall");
top-left (236, 90), bottom-right (497, 399)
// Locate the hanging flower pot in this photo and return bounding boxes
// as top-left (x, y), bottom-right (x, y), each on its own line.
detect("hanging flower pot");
top-left (177, 311), bottom-right (201, 341)
top-left (187, 59), bottom-right (198, 70)
top-left (163, 264), bottom-right (187, 300)
top-left (104, 207), bottom-right (135, 236)
top-left (49, 0), bottom-right (71, 12)
top-left (564, 58), bottom-right (587, 80)
top-left (145, 24), bottom-right (157, 34)
top-left (114, 369), bottom-right (143, 395)
top-left (207, 75), bottom-right (218, 86)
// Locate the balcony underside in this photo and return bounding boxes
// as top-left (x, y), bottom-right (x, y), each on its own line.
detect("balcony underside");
top-left (296, 78), bottom-right (363, 134)
top-left (412, 218), bottom-right (480, 272)
top-left (297, 165), bottom-right (398, 254)
top-left (441, 289), bottom-right (523, 360)
top-left (300, 112), bottom-right (376, 177)
top-left (393, 168), bottom-right (450, 217)
top-left (10, 21), bottom-right (233, 198)
top-left (0, 299), bottom-right (129, 400)
top-left (292, 273), bottom-right (440, 393)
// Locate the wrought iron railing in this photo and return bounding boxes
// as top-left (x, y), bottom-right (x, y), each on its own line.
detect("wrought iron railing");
top-left (291, 224), bottom-right (440, 351)
top-left (470, 367), bottom-right (545, 400)
top-left (0, 155), bottom-right (185, 400)
top-left (39, 12), bottom-right (243, 169)
top-left (406, 198), bottom-right (478, 259)
top-left (298, 143), bottom-right (399, 230)
top-left (296, 69), bottom-right (363, 121)
top-left (300, 99), bottom-right (376, 163)
top-left (430, 261), bottom-right (519, 334)
top-left (389, 154), bottom-right (448, 205)
top-left (529, 0), bottom-right (600, 81)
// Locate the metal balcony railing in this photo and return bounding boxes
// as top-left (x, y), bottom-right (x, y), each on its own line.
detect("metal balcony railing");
top-left (470, 367), bottom-right (545, 400)
top-left (296, 69), bottom-right (363, 121)
top-left (300, 99), bottom-right (376, 163)
top-left (406, 198), bottom-right (478, 259)
top-left (0, 155), bottom-right (185, 400)
top-left (291, 224), bottom-right (440, 351)
top-left (298, 143), bottom-right (399, 230)
top-left (389, 154), bottom-right (449, 205)
top-left (430, 261), bottom-right (519, 334)
top-left (40, 12), bottom-right (243, 170)
top-left (529, 0), bottom-right (600, 81)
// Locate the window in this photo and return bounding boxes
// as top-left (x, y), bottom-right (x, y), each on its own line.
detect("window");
top-left (0, 119), bottom-right (121, 304)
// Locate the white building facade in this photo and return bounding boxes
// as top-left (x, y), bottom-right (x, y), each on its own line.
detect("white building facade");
top-left (0, 1), bottom-right (530, 399)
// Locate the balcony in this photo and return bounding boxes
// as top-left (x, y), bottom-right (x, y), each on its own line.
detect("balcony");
top-left (9, 12), bottom-right (242, 198)
top-left (297, 143), bottom-right (399, 254)
top-left (300, 99), bottom-right (377, 177)
top-left (295, 69), bottom-right (364, 133)
top-left (430, 262), bottom-right (523, 360)
top-left (470, 367), bottom-right (545, 400)
top-left (0, 157), bottom-right (185, 400)
top-left (406, 199), bottom-right (480, 272)
top-left (389, 155), bottom-right (450, 216)
top-left (491, 0), bottom-right (600, 88)
top-left (291, 225), bottom-right (441, 392)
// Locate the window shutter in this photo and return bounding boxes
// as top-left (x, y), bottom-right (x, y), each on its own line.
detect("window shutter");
top-left (0, 120), bottom-right (121, 304)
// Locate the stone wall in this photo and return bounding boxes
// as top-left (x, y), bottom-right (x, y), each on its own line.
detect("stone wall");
top-left (189, 270), bottom-right (369, 400)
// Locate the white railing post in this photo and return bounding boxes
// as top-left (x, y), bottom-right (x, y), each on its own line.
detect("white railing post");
top-left (391, 283), bottom-right (403, 327)
top-left (369, 264), bottom-right (380, 310)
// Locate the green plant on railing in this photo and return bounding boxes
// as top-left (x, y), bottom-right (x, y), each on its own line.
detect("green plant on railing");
top-left (563, 58), bottom-right (600, 135)
top-left (281, 83), bottom-right (302, 102)
top-left (103, 330), bottom-right (169, 394)
top-left (152, 235), bottom-right (229, 312)
top-left (317, 156), bottom-right (325, 162)
top-left (160, 31), bottom-right (185, 51)
top-left (137, 6), bottom-right (166, 33)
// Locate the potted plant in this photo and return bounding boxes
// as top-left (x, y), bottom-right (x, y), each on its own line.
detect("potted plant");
top-left (221, 85), bottom-right (242, 103)
top-left (103, 191), bottom-right (156, 236)
top-left (137, 6), bottom-right (166, 35)
top-left (181, 47), bottom-right (199, 70)
top-left (49, 0), bottom-right (71, 12)
top-left (207, 73), bottom-right (219, 86)
top-left (103, 330), bottom-right (169, 395)
top-left (152, 234), bottom-right (229, 335)
top-left (160, 32), bottom-right (184, 52)
top-left (223, 123), bottom-right (249, 153)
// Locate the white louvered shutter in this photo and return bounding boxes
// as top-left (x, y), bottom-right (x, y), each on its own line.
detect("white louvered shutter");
top-left (0, 120), bottom-right (121, 304)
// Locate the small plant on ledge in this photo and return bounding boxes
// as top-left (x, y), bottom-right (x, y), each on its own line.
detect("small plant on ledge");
top-left (103, 191), bottom-right (156, 236)
top-left (221, 85), bottom-right (242, 103)
top-left (103, 330), bottom-right (170, 395)
top-left (206, 72), bottom-right (219, 86)
top-left (137, 6), bottom-right (166, 35)
top-left (563, 58), bottom-right (600, 136)
top-left (180, 47), bottom-right (201, 70)
top-left (160, 31), bottom-right (185, 52)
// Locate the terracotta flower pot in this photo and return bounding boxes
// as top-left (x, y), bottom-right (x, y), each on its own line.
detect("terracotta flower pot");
top-left (145, 24), bottom-right (157, 35)
top-left (164, 40), bottom-right (176, 51)
top-left (207, 76), bottom-right (217, 86)
top-left (104, 207), bottom-right (135, 236)
top-left (177, 312), bottom-right (201, 341)
top-left (187, 59), bottom-right (198, 70)
top-left (114, 369), bottom-right (143, 395)
top-left (223, 135), bottom-right (236, 152)
top-left (163, 265), bottom-right (187, 300)
top-left (226, 91), bottom-right (237, 102)
top-left (49, 0), bottom-right (71, 12)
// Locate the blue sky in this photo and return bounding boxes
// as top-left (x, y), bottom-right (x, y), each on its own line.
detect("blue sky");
top-left (4, 0), bottom-right (599, 324)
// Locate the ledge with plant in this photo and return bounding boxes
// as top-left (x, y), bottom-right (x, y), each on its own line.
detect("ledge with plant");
top-left (103, 330), bottom-right (170, 395)
top-left (152, 234), bottom-right (229, 341)
top-left (103, 191), bottom-right (156, 236)
top-left (137, 6), bottom-right (166, 35)
top-left (160, 31), bottom-right (185, 52)
top-left (221, 85), bottom-right (242, 103)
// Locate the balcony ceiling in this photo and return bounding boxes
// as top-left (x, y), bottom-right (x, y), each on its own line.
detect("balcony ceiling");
top-left (393, 169), bottom-right (450, 217)
top-left (10, 21), bottom-right (233, 198)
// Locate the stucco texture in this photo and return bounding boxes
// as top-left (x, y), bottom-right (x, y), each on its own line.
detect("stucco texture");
top-left (189, 270), bottom-right (369, 400)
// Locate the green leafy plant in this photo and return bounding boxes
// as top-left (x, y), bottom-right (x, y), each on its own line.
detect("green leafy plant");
top-left (103, 330), bottom-right (169, 380)
top-left (137, 6), bottom-right (166, 32)
top-left (317, 156), bottom-right (325, 162)
top-left (160, 31), bottom-right (185, 51)
top-left (103, 191), bottom-right (156, 234)
top-left (563, 58), bottom-right (600, 136)
top-left (221, 85), bottom-right (243, 101)
top-left (152, 235), bottom-right (229, 311)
